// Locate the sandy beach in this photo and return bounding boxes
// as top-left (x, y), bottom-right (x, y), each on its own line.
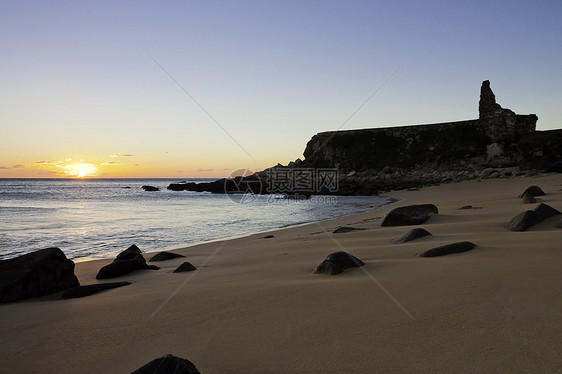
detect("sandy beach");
top-left (1, 174), bottom-right (561, 373)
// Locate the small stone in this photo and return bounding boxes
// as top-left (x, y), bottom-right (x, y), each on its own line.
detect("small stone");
top-left (392, 228), bottom-right (432, 244)
top-left (419, 241), bottom-right (476, 257)
top-left (332, 227), bottom-right (365, 233)
top-left (518, 185), bottom-right (545, 198)
top-left (313, 251), bottom-right (364, 275)
top-left (381, 204), bottom-right (438, 226)
top-left (149, 251), bottom-right (186, 262)
top-left (173, 262), bottom-right (197, 273)
top-left (131, 354), bottom-right (201, 374)
top-left (521, 193), bottom-right (537, 204)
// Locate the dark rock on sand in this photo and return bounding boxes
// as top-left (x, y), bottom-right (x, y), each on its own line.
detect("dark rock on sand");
top-left (262, 235), bottom-right (275, 239)
top-left (392, 228), bottom-right (432, 244)
top-left (518, 185), bottom-right (545, 198)
top-left (419, 241), bottom-right (476, 257)
top-left (313, 251), bottom-right (364, 275)
top-left (0, 248), bottom-right (79, 303)
top-left (505, 203), bottom-right (561, 231)
top-left (61, 281), bottom-right (131, 299)
top-left (149, 251), bottom-right (186, 262)
top-left (173, 262), bottom-right (197, 273)
top-left (96, 245), bottom-right (159, 279)
top-left (521, 193), bottom-right (537, 204)
top-left (381, 204), bottom-right (438, 226)
top-left (131, 354), bottom-right (201, 374)
top-left (332, 226), bottom-right (365, 233)
top-left (142, 185), bottom-right (159, 191)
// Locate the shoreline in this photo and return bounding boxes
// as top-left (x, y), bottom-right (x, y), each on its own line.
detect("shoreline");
top-left (1, 174), bottom-right (561, 373)
top-left (74, 194), bottom-right (396, 263)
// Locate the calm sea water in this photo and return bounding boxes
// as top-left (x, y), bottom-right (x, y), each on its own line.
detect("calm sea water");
top-left (0, 179), bottom-right (390, 261)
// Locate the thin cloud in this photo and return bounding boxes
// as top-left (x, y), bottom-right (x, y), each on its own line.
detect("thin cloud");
top-left (35, 160), bottom-right (49, 164)
top-left (0, 165), bottom-right (25, 169)
top-left (101, 161), bottom-right (119, 166)
top-left (197, 168), bottom-right (214, 172)
top-left (110, 153), bottom-right (135, 158)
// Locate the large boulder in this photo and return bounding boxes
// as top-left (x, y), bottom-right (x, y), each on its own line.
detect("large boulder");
top-left (0, 248), bottom-right (79, 303)
top-left (313, 251), bottom-right (364, 275)
top-left (96, 245), bottom-right (159, 279)
top-left (419, 241), bottom-right (476, 257)
top-left (131, 354), bottom-right (201, 374)
top-left (142, 185), bottom-right (159, 191)
top-left (505, 203), bottom-right (561, 232)
top-left (392, 228), bottom-right (432, 244)
top-left (61, 281), bottom-right (130, 299)
top-left (381, 204), bottom-right (438, 226)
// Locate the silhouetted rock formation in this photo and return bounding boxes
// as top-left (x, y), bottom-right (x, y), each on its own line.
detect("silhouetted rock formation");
top-left (381, 204), bottom-right (438, 226)
top-left (131, 354), bottom-right (201, 374)
top-left (167, 182), bottom-right (196, 191)
top-left (419, 241), bottom-right (476, 257)
top-left (96, 245), bottom-right (159, 279)
top-left (300, 81), bottom-right (539, 174)
top-left (61, 281), bottom-right (130, 299)
top-left (142, 185), bottom-right (159, 191)
top-left (505, 203), bottom-right (561, 231)
top-left (313, 251), bottom-right (364, 275)
top-left (0, 248), bottom-right (79, 303)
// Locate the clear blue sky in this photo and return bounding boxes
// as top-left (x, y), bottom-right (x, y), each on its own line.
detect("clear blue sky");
top-left (1, 0), bottom-right (561, 177)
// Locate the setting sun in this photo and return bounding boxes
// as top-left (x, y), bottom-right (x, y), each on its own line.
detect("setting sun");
top-left (69, 163), bottom-right (97, 178)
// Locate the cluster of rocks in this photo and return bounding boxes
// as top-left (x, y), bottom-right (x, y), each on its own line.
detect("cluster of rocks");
top-left (0, 245), bottom-right (196, 303)
top-left (313, 185), bottom-right (560, 275)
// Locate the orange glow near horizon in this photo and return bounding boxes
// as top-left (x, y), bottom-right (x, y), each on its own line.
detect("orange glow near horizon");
top-left (0, 155), bottom-right (275, 179)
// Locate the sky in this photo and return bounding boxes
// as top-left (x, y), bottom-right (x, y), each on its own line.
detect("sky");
top-left (1, 0), bottom-right (561, 178)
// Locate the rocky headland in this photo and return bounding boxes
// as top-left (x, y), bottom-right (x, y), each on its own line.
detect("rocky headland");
top-left (174, 80), bottom-right (561, 196)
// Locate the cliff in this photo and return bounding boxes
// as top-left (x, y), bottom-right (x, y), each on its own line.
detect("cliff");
top-left (179, 80), bottom-right (560, 196)
top-left (300, 80), bottom-right (541, 172)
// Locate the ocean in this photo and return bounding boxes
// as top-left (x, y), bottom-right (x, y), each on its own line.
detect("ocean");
top-left (0, 178), bottom-right (390, 261)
